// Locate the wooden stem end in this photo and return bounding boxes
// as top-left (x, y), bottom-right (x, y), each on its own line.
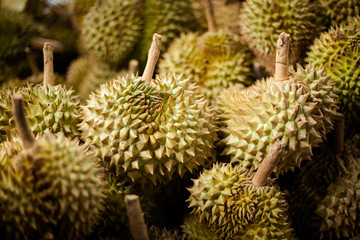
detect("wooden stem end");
top-left (125, 195), bottom-right (149, 240)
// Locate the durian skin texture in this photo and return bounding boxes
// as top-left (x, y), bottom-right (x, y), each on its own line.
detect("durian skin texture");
top-left (306, 17), bottom-right (360, 124)
top-left (80, 0), bottom-right (142, 65)
top-left (0, 134), bottom-right (105, 240)
top-left (79, 74), bottom-right (218, 185)
top-left (319, 0), bottom-right (360, 27)
top-left (216, 64), bottom-right (339, 175)
top-left (0, 85), bottom-right (82, 143)
top-left (187, 163), bottom-right (295, 239)
top-left (239, 0), bottom-right (317, 73)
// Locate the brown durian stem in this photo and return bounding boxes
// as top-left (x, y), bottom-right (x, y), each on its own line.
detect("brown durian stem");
top-left (125, 195), bottom-right (149, 240)
top-left (129, 59), bottom-right (139, 76)
top-left (253, 62), bottom-right (264, 80)
top-left (202, 0), bottom-right (218, 33)
top-left (41, 232), bottom-right (54, 240)
top-left (274, 32), bottom-right (290, 82)
top-left (329, 115), bottom-right (345, 153)
top-left (12, 94), bottom-right (35, 149)
top-left (142, 34), bottom-right (162, 82)
top-left (30, 37), bottom-right (64, 52)
top-left (252, 141), bottom-right (285, 187)
top-left (43, 43), bottom-right (54, 86)
top-left (24, 47), bottom-right (40, 75)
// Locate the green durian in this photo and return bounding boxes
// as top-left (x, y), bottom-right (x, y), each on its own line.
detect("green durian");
top-left (80, 0), bottom-right (143, 66)
top-left (70, 0), bottom-right (100, 30)
top-left (182, 215), bottom-right (219, 240)
top-left (0, 96), bottom-right (104, 239)
top-left (217, 33), bottom-right (339, 175)
top-left (79, 34), bottom-right (218, 185)
top-left (239, 0), bottom-right (317, 73)
top-left (132, 0), bottom-right (198, 70)
top-left (187, 157), bottom-right (295, 239)
top-left (306, 17), bottom-right (360, 124)
top-left (318, 0), bottom-right (360, 27)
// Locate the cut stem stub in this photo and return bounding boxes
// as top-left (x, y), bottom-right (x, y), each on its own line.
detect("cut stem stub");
top-left (125, 195), bottom-right (149, 240)
top-left (142, 34), bottom-right (162, 82)
top-left (43, 43), bottom-right (55, 86)
top-left (203, 0), bottom-right (218, 33)
top-left (12, 94), bottom-right (35, 149)
top-left (24, 47), bottom-right (40, 75)
top-left (129, 59), bottom-right (139, 76)
top-left (252, 141), bottom-right (285, 187)
top-left (274, 32), bottom-right (290, 82)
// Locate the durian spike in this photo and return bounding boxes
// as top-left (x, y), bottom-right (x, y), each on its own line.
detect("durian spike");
top-left (329, 115), bottom-right (345, 153)
top-left (125, 195), bottom-right (149, 240)
top-left (12, 94), bottom-right (35, 149)
top-left (252, 141), bottom-right (285, 187)
top-left (274, 32), bottom-right (290, 82)
top-left (24, 47), bottom-right (40, 75)
top-left (202, 0), bottom-right (218, 33)
top-left (30, 37), bottom-right (64, 53)
top-left (129, 59), bottom-right (139, 76)
top-left (43, 43), bottom-right (54, 86)
top-left (143, 34), bottom-right (162, 82)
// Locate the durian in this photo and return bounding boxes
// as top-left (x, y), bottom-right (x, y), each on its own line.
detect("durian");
top-left (239, 0), bottom-right (317, 73)
top-left (187, 142), bottom-right (295, 239)
top-left (217, 33), bottom-right (339, 174)
top-left (0, 94), bottom-right (104, 240)
top-left (0, 43), bottom-right (81, 143)
top-left (159, 0), bottom-right (254, 101)
top-left (148, 226), bottom-right (189, 240)
top-left (79, 34), bottom-right (218, 185)
top-left (182, 215), bottom-right (219, 240)
top-left (131, 0), bottom-right (198, 70)
top-left (80, 0), bottom-right (143, 66)
top-left (318, 0), bottom-right (360, 27)
top-left (306, 16), bottom-right (360, 124)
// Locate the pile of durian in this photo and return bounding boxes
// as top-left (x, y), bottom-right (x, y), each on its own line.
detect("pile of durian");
top-left (0, 0), bottom-right (360, 239)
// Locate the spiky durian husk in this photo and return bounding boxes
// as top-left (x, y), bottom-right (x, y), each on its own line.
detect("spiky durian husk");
top-left (158, 33), bottom-right (205, 85)
top-left (239, 0), bottom-right (317, 74)
top-left (0, 78), bottom-right (25, 90)
top-left (187, 163), bottom-right (295, 239)
top-left (217, 79), bottom-right (323, 174)
top-left (0, 134), bottom-right (104, 239)
top-left (148, 226), bottom-right (189, 240)
top-left (319, 0), bottom-right (360, 27)
top-left (70, 0), bottom-right (100, 29)
top-left (0, 85), bottom-right (81, 143)
top-left (314, 134), bottom-right (360, 239)
top-left (0, 138), bottom-right (23, 170)
top-left (306, 17), bottom-right (360, 124)
top-left (80, 0), bottom-right (142, 65)
top-left (132, 0), bottom-right (197, 69)
top-left (25, 73), bottom-right (65, 86)
top-left (182, 215), bottom-right (219, 240)
top-left (79, 74), bottom-right (217, 185)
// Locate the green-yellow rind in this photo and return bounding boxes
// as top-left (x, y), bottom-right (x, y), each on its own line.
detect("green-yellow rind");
top-left (79, 74), bottom-right (218, 185)
top-left (318, 0), bottom-right (360, 27)
top-left (239, 0), bottom-right (317, 73)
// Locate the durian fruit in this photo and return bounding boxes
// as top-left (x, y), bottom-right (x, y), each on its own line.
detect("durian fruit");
top-left (80, 0), bottom-right (143, 66)
top-left (239, 0), bottom-right (317, 74)
top-left (181, 215), bottom-right (219, 240)
top-left (131, 0), bottom-right (198, 70)
top-left (148, 226), bottom-right (189, 240)
top-left (159, 0), bottom-right (254, 101)
top-left (0, 43), bottom-right (81, 143)
top-left (0, 94), bottom-right (104, 240)
top-left (187, 142), bottom-right (295, 239)
top-left (318, 0), bottom-right (360, 27)
top-left (216, 33), bottom-right (339, 175)
top-left (306, 16), bottom-right (360, 125)
top-left (79, 34), bottom-right (218, 185)
top-left (69, 0), bottom-right (100, 31)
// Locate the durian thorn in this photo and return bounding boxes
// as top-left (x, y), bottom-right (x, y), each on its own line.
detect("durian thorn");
top-left (328, 115), bottom-right (345, 154)
top-left (43, 43), bottom-right (55, 86)
top-left (129, 59), bottom-right (139, 76)
top-left (125, 195), bottom-right (149, 240)
top-left (143, 34), bottom-right (162, 82)
top-left (12, 94), bottom-right (35, 149)
top-left (252, 140), bottom-right (285, 187)
top-left (274, 32), bottom-right (290, 82)
top-left (30, 37), bottom-right (64, 53)
top-left (202, 0), bottom-right (218, 33)
top-left (24, 47), bottom-right (40, 75)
